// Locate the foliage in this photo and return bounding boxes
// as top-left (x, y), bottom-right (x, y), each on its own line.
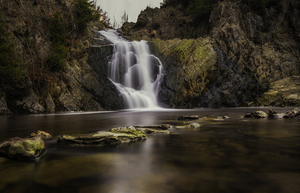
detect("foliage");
top-left (0, 19), bottom-right (24, 86)
top-left (49, 13), bottom-right (67, 45)
top-left (47, 13), bottom-right (68, 72)
top-left (46, 45), bottom-right (68, 72)
top-left (186, 0), bottom-right (215, 19)
top-left (74, 0), bottom-right (100, 32)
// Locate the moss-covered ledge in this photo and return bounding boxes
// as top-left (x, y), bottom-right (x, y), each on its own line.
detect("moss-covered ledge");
top-left (151, 37), bottom-right (219, 108)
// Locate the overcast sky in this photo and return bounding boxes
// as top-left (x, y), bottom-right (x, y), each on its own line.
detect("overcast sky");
top-left (96, 0), bottom-right (163, 27)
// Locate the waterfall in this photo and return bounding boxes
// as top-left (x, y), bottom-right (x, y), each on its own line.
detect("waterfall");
top-left (100, 29), bottom-right (163, 109)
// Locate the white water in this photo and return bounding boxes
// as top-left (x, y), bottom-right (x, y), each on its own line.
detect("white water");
top-left (100, 29), bottom-right (163, 109)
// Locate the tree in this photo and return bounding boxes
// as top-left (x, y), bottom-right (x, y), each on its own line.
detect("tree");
top-left (121, 10), bottom-right (128, 26)
top-left (112, 16), bottom-right (118, 29)
top-left (0, 18), bottom-right (24, 86)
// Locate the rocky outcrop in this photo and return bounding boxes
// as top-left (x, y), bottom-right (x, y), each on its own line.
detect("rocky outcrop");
top-left (16, 90), bottom-right (45, 113)
top-left (0, 94), bottom-right (12, 115)
top-left (256, 76), bottom-right (300, 106)
top-left (152, 38), bottom-right (219, 108)
top-left (0, 0), bottom-right (122, 114)
top-left (120, 6), bottom-right (196, 41)
top-left (122, 0), bottom-right (300, 108)
top-left (0, 137), bottom-right (46, 161)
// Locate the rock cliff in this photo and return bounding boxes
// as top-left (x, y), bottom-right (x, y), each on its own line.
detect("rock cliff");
top-left (122, 0), bottom-right (300, 107)
top-left (0, 0), bottom-right (122, 114)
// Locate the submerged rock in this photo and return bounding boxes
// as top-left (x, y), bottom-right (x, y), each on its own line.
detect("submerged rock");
top-left (0, 137), bottom-right (46, 161)
top-left (177, 115), bottom-right (199, 121)
top-left (30, 131), bottom-right (51, 139)
top-left (57, 126), bottom-right (148, 146)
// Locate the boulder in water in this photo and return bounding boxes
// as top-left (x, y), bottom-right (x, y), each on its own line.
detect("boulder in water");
top-left (268, 109), bottom-right (278, 118)
top-left (283, 108), bottom-right (300, 119)
top-left (30, 130), bottom-right (51, 139)
top-left (57, 126), bottom-right (148, 146)
top-left (244, 111), bottom-right (268, 118)
top-left (188, 122), bottom-right (201, 128)
top-left (0, 137), bottom-right (46, 161)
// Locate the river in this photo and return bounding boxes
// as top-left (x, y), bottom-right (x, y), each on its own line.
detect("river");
top-left (0, 107), bottom-right (300, 193)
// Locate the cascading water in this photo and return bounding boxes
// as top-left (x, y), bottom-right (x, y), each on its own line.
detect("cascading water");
top-left (100, 29), bottom-right (163, 109)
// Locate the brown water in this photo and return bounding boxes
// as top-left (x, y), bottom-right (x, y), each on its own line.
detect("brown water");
top-left (0, 107), bottom-right (300, 193)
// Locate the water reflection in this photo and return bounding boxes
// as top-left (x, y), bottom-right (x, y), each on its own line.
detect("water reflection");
top-left (0, 108), bottom-right (300, 192)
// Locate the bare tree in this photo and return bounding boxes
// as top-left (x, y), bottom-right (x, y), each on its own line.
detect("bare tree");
top-left (120, 10), bottom-right (128, 26)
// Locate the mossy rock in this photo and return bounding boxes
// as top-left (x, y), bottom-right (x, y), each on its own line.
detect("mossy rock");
top-left (57, 126), bottom-right (148, 146)
top-left (0, 137), bottom-right (46, 161)
top-left (30, 130), bottom-right (51, 139)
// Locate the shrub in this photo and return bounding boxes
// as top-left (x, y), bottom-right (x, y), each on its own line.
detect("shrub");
top-left (46, 45), bottom-right (68, 72)
top-left (0, 19), bottom-right (24, 85)
top-left (186, 0), bottom-right (215, 19)
top-left (49, 13), bottom-right (67, 44)
top-left (151, 22), bottom-right (161, 30)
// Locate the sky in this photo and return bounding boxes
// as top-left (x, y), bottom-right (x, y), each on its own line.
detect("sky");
top-left (96, 0), bottom-right (163, 27)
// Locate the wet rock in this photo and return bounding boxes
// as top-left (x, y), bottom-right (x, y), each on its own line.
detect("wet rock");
top-left (137, 128), bottom-right (170, 134)
top-left (244, 113), bottom-right (253, 118)
top-left (188, 122), bottom-right (201, 128)
top-left (57, 126), bottom-right (148, 146)
top-left (214, 117), bottom-right (225, 121)
top-left (283, 108), bottom-right (300, 119)
top-left (177, 115), bottom-right (199, 121)
top-left (222, 116), bottom-right (230, 119)
top-left (134, 124), bottom-right (171, 130)
top-left (252, 111), bottom-right (268, 118)
top-left (244, 111), bottom-right (268, 118)
top-left (268, 109), bottom-right (278, 118)
top-left (30, 131), bottom-right (51, 139)
top-left (0, 137), bottom-right (46, 161)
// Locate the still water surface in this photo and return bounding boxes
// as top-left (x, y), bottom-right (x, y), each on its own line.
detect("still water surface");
top-left (0, 108), bottom-right (300, 193)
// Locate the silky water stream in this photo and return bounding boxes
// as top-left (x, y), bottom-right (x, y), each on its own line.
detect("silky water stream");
top-left (100, 29), bottom-right (163, 109)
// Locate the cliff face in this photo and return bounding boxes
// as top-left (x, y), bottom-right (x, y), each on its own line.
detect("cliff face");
top-left (122, 0), bottom-right (300, 107)
top-left (0, 0), bottom-right (122, 114)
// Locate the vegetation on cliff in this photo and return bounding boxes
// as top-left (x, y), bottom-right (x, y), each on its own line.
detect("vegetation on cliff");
top-left (0, 18), bottom-right (24, 87)
top-left (0, 0), bottom-right (122, 114)
top-left (123, 0), bottom-right (300, 108)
